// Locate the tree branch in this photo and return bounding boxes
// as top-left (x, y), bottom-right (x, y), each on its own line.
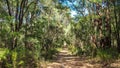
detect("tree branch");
top-left (18, 0), bottom-right (27, 30)
top-left (6, 0), bottom-right (12, 16)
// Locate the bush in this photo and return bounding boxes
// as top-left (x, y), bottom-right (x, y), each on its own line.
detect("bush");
top-left (96, 47), bottom-right (119, 62)
top-left (41, 48), bottom-right (58, 60)
top-left (68, 45), bottom-right (83, 55)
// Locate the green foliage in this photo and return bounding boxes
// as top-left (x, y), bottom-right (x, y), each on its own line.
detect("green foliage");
top-left (68, 44), bottom-right (93, 56)
top-left (68, 45), bottom-right (78, 55)
top-left (0, 0), bottom-right (120, 67)
top-left (0, 48), bottom-right (9, 60)
top-left (89, 0), bottom-right (102, 3)
top-left (96, 48), bottom-right (119, 62)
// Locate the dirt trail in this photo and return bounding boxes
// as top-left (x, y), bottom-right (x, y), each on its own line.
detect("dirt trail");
top-left (41, 48), bottom-right (120, 68)
top-left (44, 48), bottom-right (95, 68)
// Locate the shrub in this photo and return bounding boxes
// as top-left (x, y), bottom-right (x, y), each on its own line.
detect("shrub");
top-left (96, 47), bottom-right (119, 62)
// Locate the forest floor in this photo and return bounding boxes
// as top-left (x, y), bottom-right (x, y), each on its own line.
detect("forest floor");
top-left (40, 47), bottom-right (120, 68)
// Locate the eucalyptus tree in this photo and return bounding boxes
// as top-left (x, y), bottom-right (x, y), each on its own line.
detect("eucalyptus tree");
top-left (59, 0), bottom-right (120, 57)
top-left (112, 0), bottom-right (120, 52)
top-left (0, 0), bottom-right (72, 67)
top-left (0, 0), bottom-right (43, 50)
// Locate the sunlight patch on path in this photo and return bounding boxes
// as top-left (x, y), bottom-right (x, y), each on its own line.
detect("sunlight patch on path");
top-left (42, 47), bottom-right (120, 68)
top-left (46, 48), bottom-right (94, 68)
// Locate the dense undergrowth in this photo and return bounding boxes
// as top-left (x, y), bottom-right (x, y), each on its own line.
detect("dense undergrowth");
top-left (68, 45), bottom-right (120, 63)
top-left (0, 0), bottom-right (120, 68)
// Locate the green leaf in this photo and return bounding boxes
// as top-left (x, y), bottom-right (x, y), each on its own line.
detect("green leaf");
top-left (89, 0), bottom-right (102, 3)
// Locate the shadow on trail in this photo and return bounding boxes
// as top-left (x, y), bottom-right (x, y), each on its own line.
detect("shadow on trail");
top-left (45, 48), bottom-right (94, 68)
top-left (41, 48), bottom-right (120, 68)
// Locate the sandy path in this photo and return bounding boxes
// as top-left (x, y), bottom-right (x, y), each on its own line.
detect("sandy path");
top-left (46, 48), bottom-right (94, 68)
top-left (41, 48), bottom-right (120, 68)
